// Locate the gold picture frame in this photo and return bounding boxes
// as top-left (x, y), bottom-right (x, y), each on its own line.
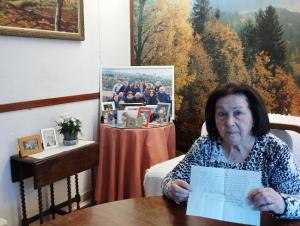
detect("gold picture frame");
top-left (18, 135), bottom-right (43, 157)
top-left (0, 0), bottom-right (84, 41)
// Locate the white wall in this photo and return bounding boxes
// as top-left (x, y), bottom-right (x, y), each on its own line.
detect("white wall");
top-left (0, 0), bottom-right (132, 225)
top-left (99, 0), bottom-right (131, 67)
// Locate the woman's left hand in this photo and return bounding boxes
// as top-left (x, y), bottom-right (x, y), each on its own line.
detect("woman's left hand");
top-left (248, 188), bottom-right (286, 215)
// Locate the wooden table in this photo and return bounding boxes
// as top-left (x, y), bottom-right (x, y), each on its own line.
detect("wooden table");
top-left (95, 123), bottom-right (176, 203)
top-left (10, 142), bottom-right (99, 226)
top-left (43, 196), bottom-right (300, 226)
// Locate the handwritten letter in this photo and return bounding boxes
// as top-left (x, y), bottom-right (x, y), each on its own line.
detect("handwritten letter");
top-left (186, 166), bottom-right (262, 226)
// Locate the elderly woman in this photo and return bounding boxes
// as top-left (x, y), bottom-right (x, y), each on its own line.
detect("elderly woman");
top-left (162, 82), bottom-right (300, 219)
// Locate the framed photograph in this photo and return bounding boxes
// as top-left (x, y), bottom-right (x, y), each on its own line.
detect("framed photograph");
top-left (18, 135), bottom-right (43, 157)
top-left (156, 103), bottom-right (171, 124)
top-left (145, 105), bottom-right (158, 113)
top-left (0, 0), bottom-right (84, 41)
top-left (117, 110), bottom-right (138, 127)
top-left (41, 128), bottom-right (58, 150)
top-left (119, 103), bottom-right (143, 110)
top-left (125, 106), bottom-right (141, 111)
top-left (117, 110), bottom-right (128, 127)
top-left (138, 107), bottom-right (151, 127)
top-left (101, 102), bottom-right (116, 111)
top-left (103, 110), bottom-right (116, 124)
top-left (101, 66), bottom-right (175, 120)
top-left (126, 117), bottom-right (143, 128)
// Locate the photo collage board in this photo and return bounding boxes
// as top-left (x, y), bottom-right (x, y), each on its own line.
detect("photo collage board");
top-left (100, 66), bottom-right (174, 128)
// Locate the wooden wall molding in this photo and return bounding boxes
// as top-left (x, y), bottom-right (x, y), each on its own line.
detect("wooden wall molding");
top-left (0, 93), bottom-right (100, 113)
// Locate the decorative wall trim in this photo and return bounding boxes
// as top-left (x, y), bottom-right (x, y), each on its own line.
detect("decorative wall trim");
top-left (0, 93), bottom-right (100, 113)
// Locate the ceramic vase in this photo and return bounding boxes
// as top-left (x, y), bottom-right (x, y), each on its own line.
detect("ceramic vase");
top-left (63, 132), bottom-right (78, 146)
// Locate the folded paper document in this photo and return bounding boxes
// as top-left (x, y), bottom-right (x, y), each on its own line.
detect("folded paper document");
top-left (187, 166), bottom-right (262, 226)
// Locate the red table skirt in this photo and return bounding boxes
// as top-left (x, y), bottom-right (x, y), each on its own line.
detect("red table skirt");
top-left (95, 123), bottom-right (176, 204)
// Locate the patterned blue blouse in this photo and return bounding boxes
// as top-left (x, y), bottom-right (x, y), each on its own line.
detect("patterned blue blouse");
top-left (162, 133), bottom-right (300, 219)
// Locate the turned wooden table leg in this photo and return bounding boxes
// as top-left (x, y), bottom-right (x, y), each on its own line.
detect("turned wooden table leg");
top-left (67, 176), bottom-right (72, 212)
top-left (91, 167), bottom-right (96, 205)
top-left (50, 183), bottom-right (55, 219)
top-left (75, 174), bottom-right (80, 209)
top-left (20, 180), bottom-right (29, 226)
top-left (37, 187), bottom-right (43, 224)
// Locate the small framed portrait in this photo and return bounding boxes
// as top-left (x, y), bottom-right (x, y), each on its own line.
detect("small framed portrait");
top-left (101, 102), bottom-right (116, 111)
top-left (145, 105), bottom-right (158, 113)
top-left (117, 110), bottom-right (139, 127)
top-left (103, 110), bottom-right (116, 124)
top-left (126, 117), bottom-right (143, 128)
top-left (138, 107), bottom-right (152, 127)
top-left (18, 135), bottom-right (43, 158)
top-left (156, 103), bottom-right (171, 123)
top-left (117, 110), bottom-right (128, 127)
top-left (41, 128), bottom-right (58, 150)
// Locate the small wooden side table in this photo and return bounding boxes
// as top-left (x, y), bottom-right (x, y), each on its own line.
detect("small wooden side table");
top-left (10, 141), bottom-right (99, 226)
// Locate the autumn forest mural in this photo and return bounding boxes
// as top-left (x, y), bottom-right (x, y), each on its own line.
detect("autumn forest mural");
top-left (131, 0), bottom-right (300, 150)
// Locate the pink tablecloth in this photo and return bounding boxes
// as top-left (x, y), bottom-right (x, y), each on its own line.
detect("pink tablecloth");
top-left (95, 123), bottom-right (176, 204)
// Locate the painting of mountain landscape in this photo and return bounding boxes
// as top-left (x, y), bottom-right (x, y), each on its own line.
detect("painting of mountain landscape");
top-left (131, 0), bottom-right (300, 150)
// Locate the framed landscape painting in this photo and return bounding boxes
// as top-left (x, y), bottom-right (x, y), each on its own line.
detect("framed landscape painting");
top-left (0, 0), bottom-right (84, 40)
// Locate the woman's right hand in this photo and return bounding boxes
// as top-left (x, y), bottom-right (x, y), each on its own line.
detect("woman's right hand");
top-left (170, 179), bottom-right (192, 203)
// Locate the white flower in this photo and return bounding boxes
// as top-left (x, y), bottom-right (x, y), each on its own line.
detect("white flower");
top-left (56, 113), bottom-right (82, 135)
top-left (60, 112), bottom-right (70, 119)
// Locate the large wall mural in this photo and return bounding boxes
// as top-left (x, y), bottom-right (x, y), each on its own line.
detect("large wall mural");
top-left (130, 0), bottom-right (300, 150)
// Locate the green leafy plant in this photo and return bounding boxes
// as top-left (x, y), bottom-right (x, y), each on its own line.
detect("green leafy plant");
top-left (56, 113), bottom-right (82, 135)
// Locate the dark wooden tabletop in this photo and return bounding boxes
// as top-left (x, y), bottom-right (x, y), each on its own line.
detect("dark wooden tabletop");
top-left (43, 196), bottom-right (300, 226)
top-left (10, 142), bottom-right (99, 188)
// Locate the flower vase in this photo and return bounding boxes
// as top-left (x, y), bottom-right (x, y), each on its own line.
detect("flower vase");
top-left (63, 132), bottom-right (78, 146)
